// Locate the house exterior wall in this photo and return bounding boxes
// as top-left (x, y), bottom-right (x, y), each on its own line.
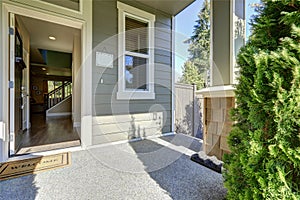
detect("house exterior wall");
top-left (0, 0), bottom-right (180, 161)
top-left (92, 0), bottom-right (173, 144)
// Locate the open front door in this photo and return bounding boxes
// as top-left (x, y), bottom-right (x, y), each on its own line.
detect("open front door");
top-left (9, 13), bottom-right (26, 155)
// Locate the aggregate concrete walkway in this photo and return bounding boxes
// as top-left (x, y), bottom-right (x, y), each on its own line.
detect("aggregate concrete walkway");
top-left (0, 134), bottom-right (227, 200)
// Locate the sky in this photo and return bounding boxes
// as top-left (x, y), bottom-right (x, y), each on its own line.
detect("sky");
top-left (174, 0), bottom-right (203, 81)
top-left (245, 0), bottom-right (261, 40)
top-left (174, 0), bottom-right (260, 81)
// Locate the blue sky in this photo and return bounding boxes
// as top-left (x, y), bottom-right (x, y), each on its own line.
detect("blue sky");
top-left (175, 0), bottom-right (203, 80)
top-left (246, 0), bottom-right (261, 40)
top-left (175, 0), bottom-right (260, 80)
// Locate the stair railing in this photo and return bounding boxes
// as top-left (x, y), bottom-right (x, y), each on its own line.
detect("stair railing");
top-left (44, 81), bottom-right (72, 109)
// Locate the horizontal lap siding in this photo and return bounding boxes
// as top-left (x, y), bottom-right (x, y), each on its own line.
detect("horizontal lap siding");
top-left (92, 0), bottom-right (172, 145)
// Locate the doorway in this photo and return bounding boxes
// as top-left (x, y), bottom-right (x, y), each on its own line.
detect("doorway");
top-left (9, 13), bottom-right (82, 155)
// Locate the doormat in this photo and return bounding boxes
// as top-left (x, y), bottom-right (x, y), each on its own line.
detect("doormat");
top-left (0, 152), bottom-right (71, 181)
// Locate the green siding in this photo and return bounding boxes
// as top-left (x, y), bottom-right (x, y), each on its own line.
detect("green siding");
top-left (92, 0), bottom-right (172, 144)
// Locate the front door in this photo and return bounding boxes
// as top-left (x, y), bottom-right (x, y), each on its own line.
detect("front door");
top-left (14, 56), bottom-right (24, 150)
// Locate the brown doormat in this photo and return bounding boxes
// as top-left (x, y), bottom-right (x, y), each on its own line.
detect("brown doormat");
top-left (0, 152), bottom-right (71, 181)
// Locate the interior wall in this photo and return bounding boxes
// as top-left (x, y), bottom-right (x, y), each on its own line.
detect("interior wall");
top-left (46, 50), bottom-right (72, 68)
top-left (30, 76), bottom-right (47, 104)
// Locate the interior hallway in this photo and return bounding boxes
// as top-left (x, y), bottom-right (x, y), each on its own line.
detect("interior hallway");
top-left (17, 113), bottom-right (80, 154)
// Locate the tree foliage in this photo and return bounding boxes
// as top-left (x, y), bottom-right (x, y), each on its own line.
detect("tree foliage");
top-left (223, 1), bottom-right (300, 199)
top-left (180, 61), bottom-right (204, 89)
top-left (180, 0), bottom-right (210, 89)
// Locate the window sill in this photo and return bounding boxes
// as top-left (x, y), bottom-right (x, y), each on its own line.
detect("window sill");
top-left (117, 91), bottom-right (155, 100)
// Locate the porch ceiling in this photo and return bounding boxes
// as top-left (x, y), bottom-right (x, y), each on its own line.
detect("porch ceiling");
top-left (136, 0), bottom-right (196, 15)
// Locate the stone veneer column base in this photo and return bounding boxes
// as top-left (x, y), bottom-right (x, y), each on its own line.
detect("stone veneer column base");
top-left (197, 85), bottom-right (235, 160)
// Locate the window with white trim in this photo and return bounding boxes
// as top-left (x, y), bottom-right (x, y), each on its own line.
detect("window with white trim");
top-left (117, 2), bottom-right (155, 100)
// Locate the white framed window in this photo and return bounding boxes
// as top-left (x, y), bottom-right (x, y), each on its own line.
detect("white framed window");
top-left (117, 2), bottom-right (155, 100)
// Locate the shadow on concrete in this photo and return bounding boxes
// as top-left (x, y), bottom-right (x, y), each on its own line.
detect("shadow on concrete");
top-left (0, 173), bottom-right (39, 200)
top-left (129, 138), bottom-right (226, 200)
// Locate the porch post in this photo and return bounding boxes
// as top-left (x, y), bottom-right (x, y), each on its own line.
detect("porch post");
top-left (199, 0), bottom-right (245, 159)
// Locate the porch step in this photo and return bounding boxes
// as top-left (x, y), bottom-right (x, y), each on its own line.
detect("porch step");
top-left (17, 140), bottom-right (80, 155)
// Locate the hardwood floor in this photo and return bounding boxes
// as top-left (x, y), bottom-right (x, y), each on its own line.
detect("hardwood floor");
top-left (17, 113), bottom-right (80, 154)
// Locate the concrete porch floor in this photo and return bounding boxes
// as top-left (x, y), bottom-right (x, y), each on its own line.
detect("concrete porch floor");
top-left (0, 134), bottom-right (226, 200)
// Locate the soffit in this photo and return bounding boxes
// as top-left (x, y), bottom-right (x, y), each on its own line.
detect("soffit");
top-left (135, 0), bottom-right (196, 15)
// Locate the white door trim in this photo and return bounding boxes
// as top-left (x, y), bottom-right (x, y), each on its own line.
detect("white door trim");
top-left (1, 2), bottom-right (93, 161)
top-left (9, 13), bottom-right (16, 155)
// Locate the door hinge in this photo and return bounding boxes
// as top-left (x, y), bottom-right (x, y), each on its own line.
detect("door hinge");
top-left (10, 134), bottom-right (14, 142)
top-left (9, 27), bottom-right (14, 35)
top-left (9, 81), bottom-right (14, 89)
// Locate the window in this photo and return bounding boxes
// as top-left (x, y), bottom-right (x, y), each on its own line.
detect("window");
top-left (117, 2), bottom-right (155, 100)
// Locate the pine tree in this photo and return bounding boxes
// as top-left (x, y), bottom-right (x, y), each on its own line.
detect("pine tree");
top-left (180, 61), bottom-right (204, 89)
top-left (187, 0), bottom-right (210, 74)
top-left (180, 0), bottom-right (210, 88)
top-left (223, 1), bottom-right (300, 199)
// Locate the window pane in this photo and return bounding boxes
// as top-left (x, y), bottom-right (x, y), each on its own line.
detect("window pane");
top-left (125, 17), bottom-right (148, 54)
top-left (125, 55), bottom-right (147, 90)
top-left (48, 81), bottom-right (54, 93)
top-left (40, 0), bottom-right (80, 11)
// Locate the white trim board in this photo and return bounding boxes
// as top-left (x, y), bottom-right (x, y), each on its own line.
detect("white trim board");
top-left (197, 85), bottom-right (236, 98)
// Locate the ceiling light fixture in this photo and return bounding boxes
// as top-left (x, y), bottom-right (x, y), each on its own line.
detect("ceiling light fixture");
top-left (42, 68), bottom-right (46, 71)
top-left (48, 36), bottom-right (56, 41)
top-left (46, 73), bottom-right (50, 75)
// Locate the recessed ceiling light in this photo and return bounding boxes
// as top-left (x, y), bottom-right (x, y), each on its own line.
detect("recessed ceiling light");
top-left (42, 68), bottom-right (46, 71)
top-left (49, 36), bottom-right (56, 41)
top-left (46, 73), bottom-right (50, 75)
